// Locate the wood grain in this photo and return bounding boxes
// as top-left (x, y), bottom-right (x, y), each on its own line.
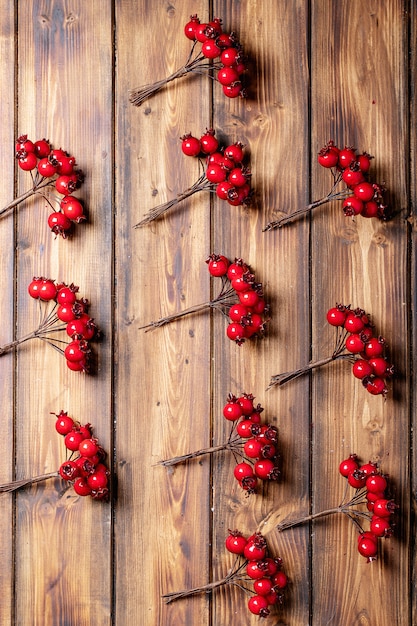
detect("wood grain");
top-left (0, 1), bottom-right (414, 624)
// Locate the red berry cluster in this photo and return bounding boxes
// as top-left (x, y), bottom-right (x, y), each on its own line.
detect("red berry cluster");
top-left (27, 277), bottom-right (100, 372)
top-left (181, 129), bottom-right (251, 206)
top-left (14, 134), bottom-right (86, 237)
top-left (327, 303), bottom-right (393, 396)
top-left (339, 454), bottom-right (397, 562)
top-left (54, 411), bottom-right (109, 501)
top-left (223, 393), bottom-right (280, 493)
top-left (184, 15), bottom-right (247, 99)
top-left (225, 530), bottom-right (288, 617)
top-left (318, 140), bottom-right (390, 220)
top-left (206, 255), bottom-right (268, 345)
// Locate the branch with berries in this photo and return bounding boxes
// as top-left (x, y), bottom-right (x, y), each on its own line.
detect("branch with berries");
top-left (139, 255), bottom-right (268, 345)
top-left (4, 135), bottom-right (86, 238)
top-left (163, 530), bottom-right (288, 618)
top-left (134, 129), bottom-right (251, 227)
top-left (0, 411), bottom-right (110, 501)
top-left (129, 15), bottom-right (247, 107)
top-left (274, 454), bottom-right (397, 563)
top-left (267, 303), bottom-right (393, 397)
top-left (0, 278), bottom-right (101, 373)
top-left (263, 141), bottom-right (391, 230)
top-left (158, 392), bottom-right (280, 495)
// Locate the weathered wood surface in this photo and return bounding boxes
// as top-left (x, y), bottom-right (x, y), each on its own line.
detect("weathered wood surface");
top-left (0, 1), bottom-right (414, 624)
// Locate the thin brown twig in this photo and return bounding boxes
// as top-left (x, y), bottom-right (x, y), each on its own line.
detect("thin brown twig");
top-left (0, 472), bottom-right (59, 493)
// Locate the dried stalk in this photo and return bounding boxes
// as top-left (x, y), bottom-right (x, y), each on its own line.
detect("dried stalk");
top-left (163, 563), bottom-right (248, 604)
top-left (263, 188), bottom-right (351, 231)
top-left (267, 353), bottom-right (352, 390)
top-left (157, 439), bottom-right (242, 467)
top-left (139, 284), bottom-right (237, 332)
top-left (0, 177), bottom-right (54, 219)
top-left (129, 44), bottom-right (218, 107)
top-left (133, 174), bottom-right (212, 228)
top-left (0, 471), bottom-right (58, 493)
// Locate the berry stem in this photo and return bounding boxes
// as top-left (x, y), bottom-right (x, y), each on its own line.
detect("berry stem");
top-left (0, 307), bottom-right (67, 356)
top-left (129, 44), bottom-right (217, 107)
top-left (162, 560), bottom-right (249, 604)
top-left (0, 178), bottom-right (54, 218)
top-left (267, 353), bottom-right (351, 390)
top-left (0, 471), bottom-right (59, 493)
top-left (133, 173), bottom-right (212, 227)
top-left (157, 438), bottom-right (243, 467)
top-left (263, 189), bottom-right (350, 231)
top-left (138, 282), bottom-right (237, 331)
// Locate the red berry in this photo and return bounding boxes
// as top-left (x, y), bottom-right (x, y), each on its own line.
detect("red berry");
top-left (54, 411), bottom-right (74, 435)
top-left (217, 66), bottom-right (239, 86)
top-left (357, 533), bottom-right (378, 560)
top-left (60, 196), bottom-right (85, 222)
top-left (345, 333), bottom-right (365, 354)
top-left (253, 578), bottom-right (273, 596)
top-left (48, 211), bottom-right (72, 236)
top-left (246, 561), bottom-right (266, 580)
top-left (59, 461), bottom-right (80, 481)
top-left (220, 47), bottom-right (240, 66)
top-left (342, 165), bottom-right (365, 187)
top-left (318, 144), bottom-right (339, 168)
top-left (244, 438), bottom-right (263, 459)
top-left (18, 152), bottom-right (37, 171)
top-left (215, 180), bottom-right (235, 200)
top-left (326, 306), bottom-right (347, 326)
top-left (205, 163), bottom-right (226, 184)
top-left (16, 135), bottom-right (35, 154)
top-left (64, 339), bottom-right (89, 362)
top-left (366, 474), bottom-right (388, 493)
top-left (64, 430), bottom-right (85, 451)
top-left (224, 143), bottom-right (245, 163)
top-left (357, 152), bottom-right (373, 173)
top-left (373, 499), bottom-right (397, 518)
top-left (87, 471), bottom-right (108, 490)
top-left (343, 196), bottom-right (364, 216)
top-left (73, 477), bottom-right (92, 496)
top-left (223, 399), bottom-right (243, 421)
top-left (237, 393), bottom-right (255, 415)
top-left (181, 134), bottom-right (201, 157)
top-left (364, 377), bottom-right (387, 396)
top-left (225, 530), bottom-right (247, 554)
top-left (344, 311), bottom-right (366, 333)
top-left (184, 15), bottom-right (200, 40)
top-left (201, 39), bottom-right (221, 58)
top-left (338, 147), bottom-right (357, 169)
top-left (206, 254), bottom-right (229, 277)
top-left (226, 322), bottom-right (245, 343)
top-left (34, 139), bottom-right (51, 158)
top-left (353, 181), bottom-right (375, 202)
top-left (272, 570), bottom-right (288, 589)
top-left (199, 130), bottom-right (219, 155)
top-left (368, 357), bottom-right (391, 377)
top-left (352, 359), bottom-right (373, 379)
top-left (339, 454), bottom-right (359, 477)
top-left (248, 595), bottom-right (270, 617)
top-left (79, 437), bottom-right (99, 458)
top-left (37, 157), bottom-right (58, 178)
top-left (370, 516), bottom-right (393, 538)
top-left (347, 468), bottom-right (367, 489)
top-left (228, 303), bottom-right (249, 323)
top-left (233, 462), bottom-right (254, 481)
top-left (254, 458), bottom-right (278, 480)
top-left (39, 279), bottom-right (57, 301)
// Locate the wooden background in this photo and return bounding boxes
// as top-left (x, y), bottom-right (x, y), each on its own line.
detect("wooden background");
top-left (0, 1), bottom-right (415, 624)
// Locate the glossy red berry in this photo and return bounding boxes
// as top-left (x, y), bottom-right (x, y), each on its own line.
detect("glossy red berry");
top-left (206, 254), bottom-right (229, 277)
top-left (338, 147), bottom-right (357, 169)
top-left (199, 129), bottom-right (219, 154)
top-left (64, 430), bottom-right (85, 451)
top-left (364, 377), bottom-right (387, 396)
top-left (352, 359), bottom-right (373, 379)
top-left (184, 15), bottom-right (200, 40)
top-left (318, 144), bottom-right (339, 168)
top-left (339, 454), bottom-right (359, 477)
top-left (60, 196), bottom-right (85, 222)
top-left (248, 595), bottom-right (270, 617)
top-left (233, 462), bottom-right (254, 481)
top-left (54, 411), bottom-right (74, 435)
top-left (18, 152), bottom-right (37, 171)
top-left (224, 143), bottom-right (245, 163)
top-left (34, 138), bottom-right (51, 158)
top-left (225, 530), bottom-right (247, 555)
top-left (326, 306), bottom-right (347, 326)
top-left (73, 477), bottom-right (92, 496)
top-left (181, 134), bottom-right (201, 157)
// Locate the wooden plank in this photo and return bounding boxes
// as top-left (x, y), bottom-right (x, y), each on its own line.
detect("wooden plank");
top-left (211, 1), bottom-right (311, 624)
top-left (114, 2), bottom-right (212, 624)
top-left (411, 0), bottom-right (417, 623)
top-left (310, 1), bottom-right (409, 624)
top-left (0, 2), bottom-right (16, 624)
top-left (13, 2), bottom-right (113, 624)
